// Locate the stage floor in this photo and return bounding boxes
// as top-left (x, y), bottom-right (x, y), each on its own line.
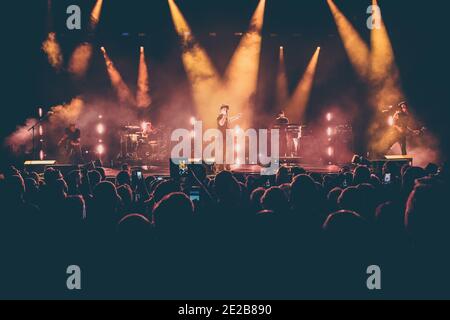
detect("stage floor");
top-left (104, 164), bottom-right (342, 178)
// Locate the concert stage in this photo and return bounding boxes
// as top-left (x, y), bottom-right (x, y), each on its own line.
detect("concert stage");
top-left (103, 163), bottom-right (342, 178)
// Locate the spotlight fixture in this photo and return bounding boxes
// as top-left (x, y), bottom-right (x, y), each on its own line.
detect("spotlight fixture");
top-left (97, 144), bottom-right (105, 155)
top-left (97, 123), bottom-right (105, 135)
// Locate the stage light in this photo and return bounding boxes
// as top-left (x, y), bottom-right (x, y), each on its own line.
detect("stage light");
top-left (285, 47), bottom-right (321, 123)
top-left (38, 108), bottom-right (43, 118)
top-left (327, 127), bottom-right (333, 137)
top-left (97, 144), bottom-right (105, 155)
top-left (190, 117), bottom-right (196, 126)
top-left (222, 0), bottom-right (266, 129)
top-left (327, 147), bottom-right (334, 157)
top-left (327, 0), bottom-right (370, 79)
top-left (276, 45), bottom-right (289, 109)
top-left (90, 0), bottom-right (104, 31)
top-left (327, 113), bottom-right (333, 122)
top-left (137, 45), bottom-right (152, 108)
top-left (39, 126), bottom-right (44, 136)
top-left (68, 0), bottom-right (102, 77)
top-left (388, 116), bottom-right (394, 126)
top-left (97, 123), bottom-right (105, 135)
top-left (168, 0), bottom-right (222, 128)
top-left (368, 1), bottom-right (404, 155)
top-left (98, 115), bottom-right (103, 119)
top-left (369, 0), bottom-right (403, 107)
top-left (39, 150), bottom-right (45, 161)
top-left (101, 48), bottom-right (135, 105)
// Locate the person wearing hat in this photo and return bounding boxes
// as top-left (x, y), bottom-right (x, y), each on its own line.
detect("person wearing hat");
top-left (216, 105), bottom-right (242, 171)
top-left (390, 101), bottom-right (411, 155)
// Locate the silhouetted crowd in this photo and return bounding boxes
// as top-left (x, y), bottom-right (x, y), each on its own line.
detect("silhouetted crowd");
top-left (1, 161), bottom-right (449, 299)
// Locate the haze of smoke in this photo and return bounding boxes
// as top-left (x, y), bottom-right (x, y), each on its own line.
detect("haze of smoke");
top-left (389, 133), bottom-right (441, 167)
top-left (42, 32), bottom-right (63, 71)
top-left (137, 50), bottom-right (152, 108)
top-left (103, 52), bottom-right (136, 105)
top-left (4, 98), bottom-right (84, 155)
top-left (49, 97), bottom-right (85, 126)
top-left (4, 118), bottom-right (37, 154)
top-left (68, 43), bottom-right (94, 78)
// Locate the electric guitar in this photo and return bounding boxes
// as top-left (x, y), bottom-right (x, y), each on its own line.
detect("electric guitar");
top-left (393, 125), bottom-right (426, 137)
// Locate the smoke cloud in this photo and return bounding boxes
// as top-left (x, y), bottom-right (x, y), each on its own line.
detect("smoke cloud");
top-left (68, 43), bottom-right (93, 78)
top-left (42, 32), bottom-right (63, 71)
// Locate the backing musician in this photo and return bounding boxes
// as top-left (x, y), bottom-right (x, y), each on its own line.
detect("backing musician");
top-left (275, 110), bottom-right (290, 157)
top-left (58, 123), bottom-right (84, 164)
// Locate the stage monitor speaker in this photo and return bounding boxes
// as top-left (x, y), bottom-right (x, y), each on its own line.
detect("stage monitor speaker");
top-left (384, 155), bottom-right (414, 164)
top-left (24, 160), bottom-right (57, 174)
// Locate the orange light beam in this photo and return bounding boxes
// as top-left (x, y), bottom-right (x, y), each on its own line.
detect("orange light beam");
top-left (168, 0), bottom-right (222, 128)
top-left (327, 0), bottom-right (370, 79)
top-left (90, 0), bottom-right (104, 31)
top-left (285, 47), bottom-right (321, 123)
top-left (222, 0), bottom-right (266, 128)
top-left (101, 48), bottom-right (135, 105)
top-left (276, 46), bottom-right (289, 109)
top-left (68, 42), bottom-right (93, 78)
top-left (136, 47), bottom-right (152, 108)
top-left (369, 0), bottom-right (403, 107)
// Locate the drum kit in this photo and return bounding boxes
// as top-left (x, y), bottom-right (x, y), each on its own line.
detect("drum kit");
top-left (119, 123), bottom-right (169, 163)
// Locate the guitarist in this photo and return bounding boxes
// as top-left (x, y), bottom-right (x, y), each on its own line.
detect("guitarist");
top-left (390, 102), bottom-right (417, 155)
top-left (58, 123), bottom-right (83, 164)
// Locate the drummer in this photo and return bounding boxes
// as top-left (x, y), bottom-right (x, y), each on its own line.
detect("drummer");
top-left (141, 121), bottom-right (157, 139)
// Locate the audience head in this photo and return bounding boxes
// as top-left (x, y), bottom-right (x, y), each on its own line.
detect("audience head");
top-left (353, 165), bottom-right (371, 185)
top-left (261, 187), bottom-right (289, 214)
top-left (88, 170), bottom-right (102, 188)
top-left (116, 170), bottom-right (131, 187)
top-left (214, 171), bottom-right (241, 204)
top-left (152, 192), bottom-right (194, 233)
top-left (153, 180), bottom-right (180, 204)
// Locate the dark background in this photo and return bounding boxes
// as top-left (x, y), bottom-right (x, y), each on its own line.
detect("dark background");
top-left (1, 0), bottom-right (449, 167)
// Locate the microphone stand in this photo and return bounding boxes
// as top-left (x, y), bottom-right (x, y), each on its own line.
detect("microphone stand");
top-left (27, 112), bottom-right (52, 160)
